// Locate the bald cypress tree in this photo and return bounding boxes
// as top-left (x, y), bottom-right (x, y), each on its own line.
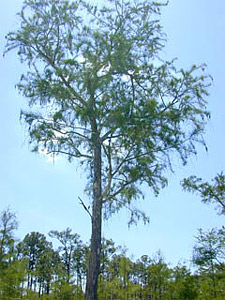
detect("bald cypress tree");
top-left (5, 0), bottom-right (211, 298)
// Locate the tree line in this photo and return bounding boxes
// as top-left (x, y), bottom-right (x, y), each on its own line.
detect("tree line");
top-left (0, 208), bottom-right (224, 300)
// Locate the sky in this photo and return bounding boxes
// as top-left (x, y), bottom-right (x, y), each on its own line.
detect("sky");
top-left (1, 0), bottom-right (225, 268)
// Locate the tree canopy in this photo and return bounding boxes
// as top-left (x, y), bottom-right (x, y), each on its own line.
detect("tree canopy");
top-left (5, 0), bottom-right (211, 221)
top-left (5, 0), bottom-right (211, 298)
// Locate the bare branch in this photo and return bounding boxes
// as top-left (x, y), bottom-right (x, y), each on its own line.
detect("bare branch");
top-left (46, 149), bottom-right (92, 159)
top-left (78, 196), bottom-right (92, 219)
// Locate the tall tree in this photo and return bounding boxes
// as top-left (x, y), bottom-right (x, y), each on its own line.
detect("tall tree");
top-left (5, 0), bottom-right (211, 298)
top-left (36, 247), bottom-right (61, 295)
top-left (144, 251), bottom-right (171, 299)
top-left (49, 228), bottom-right (83, 283)
top-left (192, 228), bottom-right (225, 298)
top-left (0, 209), bottom-right (26, 298)
top-left (0, 208), bottom-right (18, 266)
top-left (170, 265), bottom-right (198, 300)
top-left (18, 231), bottom-right (53, 291)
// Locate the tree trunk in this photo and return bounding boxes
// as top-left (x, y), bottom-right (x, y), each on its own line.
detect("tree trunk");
top-left (85, 130), bottom-right (102, 300)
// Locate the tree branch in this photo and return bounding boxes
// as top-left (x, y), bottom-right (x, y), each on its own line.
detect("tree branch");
top-left (102, 179), bottom-right (135, 203)
top-left (78, 197), bottom-right (92, 219)
top-left (46, 149), bottom-right (92, 159)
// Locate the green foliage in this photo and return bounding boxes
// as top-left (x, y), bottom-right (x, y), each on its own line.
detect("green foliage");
top-left (193, 228), bottom-right (225, 271)
top-left (0, 208), bottom-right (18, 266)
top-left (5, 0), bottom-right (211, 225)
top-left (51, 281), bottom-right (78, 300)
top-left (181, 170), bottom-right (225, 299)
top-left (0, 207), bottom-right (225, 299)
top-left (49, 228), bottom-right (85, 283)
top-left (182, 173), bottom-right (225, 215)
top-left (192, 228), bottom-right (225, 299)
top-left (0, 209), bottom-right (26, 299)
top-left (5, 0), bottom-right (212, 297)
top-left (169, 265), bottom-right (198, 300)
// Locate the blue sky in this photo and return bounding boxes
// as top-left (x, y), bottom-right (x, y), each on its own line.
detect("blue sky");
top-left (1, 0), bottom-right (225, 267)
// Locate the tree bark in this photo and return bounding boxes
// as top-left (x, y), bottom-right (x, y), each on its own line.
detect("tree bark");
top-left (85, 129), bottom-right (102, 300)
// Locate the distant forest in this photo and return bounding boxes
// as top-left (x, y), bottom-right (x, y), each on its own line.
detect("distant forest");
top-left (0, 208), bottom-right (224, 299)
